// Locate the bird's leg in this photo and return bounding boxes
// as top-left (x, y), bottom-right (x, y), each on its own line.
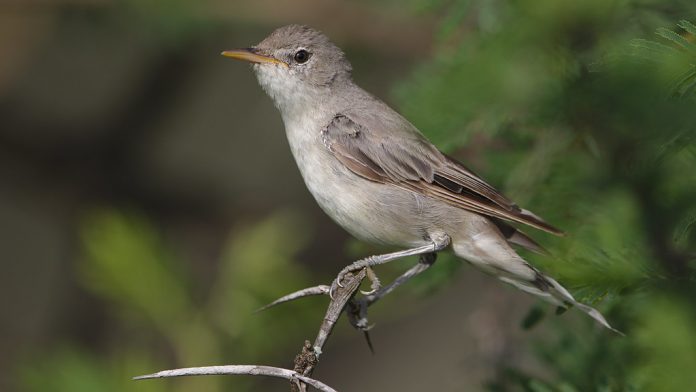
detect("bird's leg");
top-left (332, 233), bottom-right (450, 296)
top-left (363, 252), bottom-right (437, 305)
top-left (346, 252), bottom-right (438, 352)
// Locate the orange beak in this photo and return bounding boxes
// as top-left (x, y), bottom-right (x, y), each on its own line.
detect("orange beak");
top-left (221, 48), bottom-right (287, 67)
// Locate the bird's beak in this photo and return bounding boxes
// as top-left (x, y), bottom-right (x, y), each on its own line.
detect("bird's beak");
top-left (221, 48), bottom-right (287, 67)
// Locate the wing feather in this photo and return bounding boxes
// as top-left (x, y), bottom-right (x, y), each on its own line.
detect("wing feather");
top-left (322, 113), bottom-right (564, 236)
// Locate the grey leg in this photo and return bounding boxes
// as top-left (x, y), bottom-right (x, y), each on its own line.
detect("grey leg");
top-left (335, 233), bottom-right (450, 290)
top-left (346, 252), bottom-right (439, 350)
top-left (363, 252), bottom-right (437, 305)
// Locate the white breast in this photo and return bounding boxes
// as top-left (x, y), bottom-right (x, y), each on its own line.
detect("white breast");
top-left (281, 111), bottom-right (431, 247)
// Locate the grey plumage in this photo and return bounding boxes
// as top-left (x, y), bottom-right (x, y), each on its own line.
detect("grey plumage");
top-left (224, 24), bottom-right (618, 332)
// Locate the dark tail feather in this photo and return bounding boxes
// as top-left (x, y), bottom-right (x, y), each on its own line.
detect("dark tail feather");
top-left (492, 219), bottom-right (549, 255)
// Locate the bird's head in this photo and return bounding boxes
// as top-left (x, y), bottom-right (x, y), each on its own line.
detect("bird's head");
top-left (223, 25), bottom-right (353, 111)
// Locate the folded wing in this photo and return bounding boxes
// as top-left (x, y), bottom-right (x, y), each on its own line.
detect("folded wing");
top-left (321, 112), bottom-right (563, 236)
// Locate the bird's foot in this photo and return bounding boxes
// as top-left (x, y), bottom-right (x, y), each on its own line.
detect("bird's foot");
top-left (330, 257), bottom-right (379, 299)
top-left (328, 239), bottom-right (450, 299)
top-left (336, 256), bottom-right (377, 288)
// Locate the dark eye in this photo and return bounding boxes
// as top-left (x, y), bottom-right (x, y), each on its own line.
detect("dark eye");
top-left (293, 49), bottom-right (311, 64)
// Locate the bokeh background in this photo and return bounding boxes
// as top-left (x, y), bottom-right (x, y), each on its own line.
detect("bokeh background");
top-left (2, 0), bottom-right (696, 391)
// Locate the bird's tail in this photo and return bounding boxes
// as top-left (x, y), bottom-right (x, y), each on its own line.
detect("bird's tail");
top-left (449, 217), bottom-right (621, 334)
top-left (499, 270), bottom-right (622, 335)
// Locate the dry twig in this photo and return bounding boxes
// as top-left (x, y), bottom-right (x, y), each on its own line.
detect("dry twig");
top-left (134, 365), bottom-right (337, 392)
top-left (135, 254), bottom-right (436, 391)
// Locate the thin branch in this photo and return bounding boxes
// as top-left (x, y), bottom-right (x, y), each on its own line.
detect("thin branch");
top-left (258, 254), bottom-right (437, 347)
top-left (260, 254), bottom-right (437, 314)
top-left (313, 269), bottom-right (367, 356)
top-left (290, 269), bottom-right (367, 392)
top-left (134, 270), bottom-right (367, 392)
top-left (290, 256), bottom-right (437, 390)
top-left (134, 254), bottom-right (434, 392)
top-left (134, 365), bottom-right (337, 392)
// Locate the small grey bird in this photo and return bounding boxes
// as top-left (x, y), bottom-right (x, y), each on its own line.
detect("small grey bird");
top-left (223, 25), bottom-right (616, 332)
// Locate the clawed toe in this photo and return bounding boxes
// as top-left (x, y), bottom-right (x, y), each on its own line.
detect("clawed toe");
top-left (360, 267), bottom-right (381, 295)
top-left (328, 281), bottom-right (338, 300)
top-left (332, 266), bottom-right (381, 297)
top-left (330, 266), bottom-right (359, 299)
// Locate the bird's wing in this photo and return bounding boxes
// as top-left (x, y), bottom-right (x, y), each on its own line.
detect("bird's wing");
top-left (321, 112), bottom-right (564, 236)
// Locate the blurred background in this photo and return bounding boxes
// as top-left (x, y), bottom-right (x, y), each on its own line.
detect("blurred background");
top-left (1, 0), bottom-right (695, 391)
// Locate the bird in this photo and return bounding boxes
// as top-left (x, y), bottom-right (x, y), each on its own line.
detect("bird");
top-left (222, 24), bottom-right (617, 332)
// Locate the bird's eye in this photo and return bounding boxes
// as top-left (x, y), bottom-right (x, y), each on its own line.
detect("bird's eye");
top-left (293, 49), bottom-right (311, 64)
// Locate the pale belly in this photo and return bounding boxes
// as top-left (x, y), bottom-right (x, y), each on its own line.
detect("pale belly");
top-left (285, 123), bottom-right (435, 247)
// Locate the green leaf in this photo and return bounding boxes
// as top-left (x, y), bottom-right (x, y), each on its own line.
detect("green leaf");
top-left (78, 209), bottom-right (193, 330)
top-left (677, 20), bottom-right (696, 36)
top-left (656, 27), bottom-right (696, 53)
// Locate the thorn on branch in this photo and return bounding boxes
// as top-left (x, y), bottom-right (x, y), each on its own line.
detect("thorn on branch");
top-left (256, 285), bottom-right (331, 313)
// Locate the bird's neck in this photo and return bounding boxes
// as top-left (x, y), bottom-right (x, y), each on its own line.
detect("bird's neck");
top-left (278, 84), bottom-right (360, 161)
top-left (277, 82), bottom-right (359, 130)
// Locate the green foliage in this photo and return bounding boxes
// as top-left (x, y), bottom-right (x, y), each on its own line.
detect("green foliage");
top-left (19, 347), bottom-right (165, 392)
top-left (79, 211), bottom-right (194, 333)
top-left (628, 19), bottom-right (696, 98)
top-left (19, 209), bottom-right (320, 392)
top-left (396, 0), bottom-right (696, 390)
top-left (631, 296), bottom-right (696, 392)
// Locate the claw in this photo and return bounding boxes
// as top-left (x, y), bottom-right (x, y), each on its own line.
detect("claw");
top-left (363, 330), bottom-right (375, 355)
top-left (365, 267), bottom-right (381, 294)
top-left (329, 275), bottom-right (344, 300)
top-left (336, 271), bottom-right (346, 288)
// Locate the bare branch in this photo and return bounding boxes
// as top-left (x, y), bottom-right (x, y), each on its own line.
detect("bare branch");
top-left (313, 268), bottom-right (367, 356)
top-left (134, 255), bottom-right (434, 392)
top-left (290, 269), bottom-right (366, 392)
top-left (292, 340), bottom-right (319, 392)
top-left (134, 365), bottom-right (338, 392)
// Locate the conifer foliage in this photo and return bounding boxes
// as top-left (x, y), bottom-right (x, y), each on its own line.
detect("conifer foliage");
top-left (398, 1), bottom-right (696, 390)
